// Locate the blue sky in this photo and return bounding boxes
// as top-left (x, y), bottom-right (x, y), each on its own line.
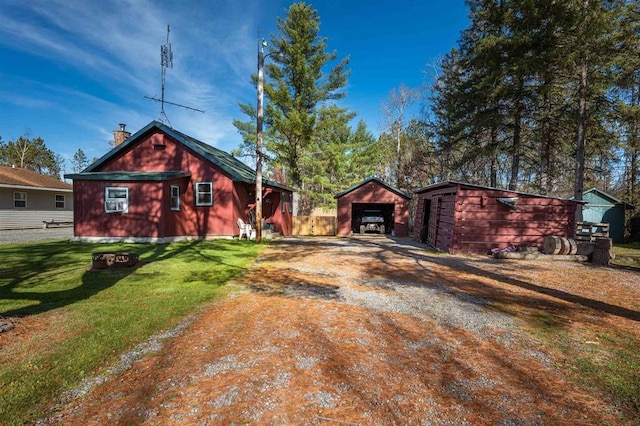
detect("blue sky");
top-left (0, 0), bottom-right (469, 173)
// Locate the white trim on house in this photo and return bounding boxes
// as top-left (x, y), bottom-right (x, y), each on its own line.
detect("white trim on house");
top-left (69, 235), bottom-right (234, 243)
top-left (195, 181), bottom-right (213, 206)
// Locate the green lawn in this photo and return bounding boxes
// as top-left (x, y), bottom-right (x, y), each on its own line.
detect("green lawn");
top-left (613, 241), bottom-right (640, 268)
top-left (0, 239), bottom-right (260, 425)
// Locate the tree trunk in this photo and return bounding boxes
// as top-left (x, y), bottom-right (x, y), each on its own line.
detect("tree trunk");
top-left (509, 98), bottom-right (523, 191)
top-left (574, 0), bottom-right (589, 223)
top-left (574, 53), bottom-right (588, 222)
top-left (538, 74), bottom-right (552, 196)
top-left (490, 124), bottom-right (498, 188)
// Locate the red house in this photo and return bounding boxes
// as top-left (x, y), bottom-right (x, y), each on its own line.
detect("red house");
top-left (65, 121), bottom-right (293, 242)
top-left (335, 177), bottom-right (411, 237)
top-left (414, 181), bottom-right (581, 253)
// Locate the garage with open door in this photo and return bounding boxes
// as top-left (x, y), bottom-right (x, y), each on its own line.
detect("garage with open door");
top-left (335, 177), bottom-right (411, 237)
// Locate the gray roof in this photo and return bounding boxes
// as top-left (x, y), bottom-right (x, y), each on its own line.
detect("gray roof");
top-left (70, 121), bottom-right (293, 192)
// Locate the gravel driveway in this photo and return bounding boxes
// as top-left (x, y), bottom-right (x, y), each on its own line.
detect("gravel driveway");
top-left (49, 236), bottom-right (638, 425)
top-left (0, 227), bottom-right (72, 245)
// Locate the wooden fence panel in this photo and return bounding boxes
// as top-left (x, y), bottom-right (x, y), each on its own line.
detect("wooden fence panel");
top-left (292, 216), bottom-right (336, 236)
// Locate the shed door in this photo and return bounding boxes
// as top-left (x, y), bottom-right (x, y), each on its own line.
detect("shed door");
top-left (427, 196), bottom-right (441, 247)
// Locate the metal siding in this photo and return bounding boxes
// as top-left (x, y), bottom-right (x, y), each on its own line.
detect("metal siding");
top-left (0, 188), bottom-right (73, 230)
top-left (0, 210), bottom-right (73, 230)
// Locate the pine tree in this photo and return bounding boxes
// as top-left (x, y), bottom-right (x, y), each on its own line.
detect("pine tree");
top-left (265, 2), bottom-right (350, 188)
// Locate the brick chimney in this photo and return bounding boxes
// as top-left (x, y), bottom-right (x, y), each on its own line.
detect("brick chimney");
top-left (113, 123), bottom-right (131, 147)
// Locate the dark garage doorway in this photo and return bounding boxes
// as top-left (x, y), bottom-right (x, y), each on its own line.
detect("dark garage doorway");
top-left (352, 203), bottom-right (394, 234)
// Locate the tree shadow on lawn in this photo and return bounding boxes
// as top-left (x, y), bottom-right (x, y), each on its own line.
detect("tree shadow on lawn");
top-left (0, 240), bottom-right (213, 318)
top-left (265, 237), bottom-right (640, 328)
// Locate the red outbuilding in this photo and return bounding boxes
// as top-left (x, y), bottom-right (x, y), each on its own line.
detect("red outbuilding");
top-left (65, 121), bottom-right (293, 242)
top-left (413, 181), bottom-right (582, 253)
top-left (335, 177), bottom-right (411, 237)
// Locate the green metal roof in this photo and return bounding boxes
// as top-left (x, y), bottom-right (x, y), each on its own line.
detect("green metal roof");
top-left (80, 121), bottom-right (294, 192)
top-left (64, 171), bottom-right (191, 181)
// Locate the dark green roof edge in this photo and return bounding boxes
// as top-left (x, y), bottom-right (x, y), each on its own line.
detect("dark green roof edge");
top-left (64, 171), bottom-right (191, 181)
top-left (82, 121), bottom-right (294, 192)
top-left (415, 180), bottom-right (586, 203)
top-left (334, 177), bottom-right (412, 199)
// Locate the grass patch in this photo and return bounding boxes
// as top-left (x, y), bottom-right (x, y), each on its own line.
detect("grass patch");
top-left (569, 331), bottom-right (640, 417)
top-left (0, 239), bottom-right (260, 425)
top-left (612, 242), bottom-right (640, 268)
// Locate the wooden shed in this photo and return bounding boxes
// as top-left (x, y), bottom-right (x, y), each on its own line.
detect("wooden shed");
top-left (335, 177), bottom-right (411, 237)
top-left (583, 188), bottom-right (634, 243)
top-left (413, 181), bottom-right (582, 253)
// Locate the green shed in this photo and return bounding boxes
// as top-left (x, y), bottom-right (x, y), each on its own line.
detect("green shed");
top-left (582, 188), bottom-right (635, 243)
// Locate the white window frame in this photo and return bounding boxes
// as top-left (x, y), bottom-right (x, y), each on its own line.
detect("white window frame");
top-left (55, 194), bottom-right (65, 209)
top-left (170, 185), bottom-right (180, 211)
top-left (14, 191), bottom-right (26, 208)
top-left (104, 186), bottom-right (129, 213)
top-left (195, 181), bottom-right (213, 206)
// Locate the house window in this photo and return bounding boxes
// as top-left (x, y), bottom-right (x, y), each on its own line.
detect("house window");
top-left (14, 191), bottom-right (26, 208)
top-left (195, 182), bottom-right (213, 206)
top-left (55, 194), bottom-right (65, 209)
top-left (281, 192), bottom-right (292, 213)
top-left (104, 187), bottom-right (129, 213)
top-left (170, 185), bottom-right (180, 211)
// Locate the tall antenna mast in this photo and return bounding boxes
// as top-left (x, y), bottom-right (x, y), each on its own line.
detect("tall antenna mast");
top-left (145, 25), bottom-right (204, 127)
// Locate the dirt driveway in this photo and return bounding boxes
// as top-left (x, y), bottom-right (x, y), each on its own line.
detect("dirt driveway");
top-left (50, 236), bottom-right (639, 425)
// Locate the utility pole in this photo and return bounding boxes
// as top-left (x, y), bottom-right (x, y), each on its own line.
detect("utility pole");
top-left (256, 38), bottom-right (266, 243)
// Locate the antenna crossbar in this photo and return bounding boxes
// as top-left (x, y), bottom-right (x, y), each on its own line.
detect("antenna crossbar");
top-left (145, 24), bottom-right (204, 127)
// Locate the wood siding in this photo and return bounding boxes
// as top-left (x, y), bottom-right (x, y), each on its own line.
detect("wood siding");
top-left (336, 180), bottom-right (410, 237)
top-left (0, 187), bottom-right (73, 230)
top-left (415, 183), bottom-right (578, 253)
top-left (293, 216), bottom-right (336, 236)
top-left (72, 130), bottom-right (292, 239)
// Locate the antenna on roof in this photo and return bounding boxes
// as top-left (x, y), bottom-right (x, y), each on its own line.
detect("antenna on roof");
top-left (145, 24), bottom-right (204, 127)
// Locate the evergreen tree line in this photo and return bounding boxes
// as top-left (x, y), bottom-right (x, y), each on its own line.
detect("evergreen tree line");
top-left (234, 1), bottom-right (640, 219)
top-left (428, 0), bottom-right (640, 210)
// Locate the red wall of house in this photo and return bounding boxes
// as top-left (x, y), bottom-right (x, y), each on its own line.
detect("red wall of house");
top-left (336, 181), bottom-right (410, 237)
top-left (73, 180), bottom-right (165, 238)
top-left (414, 184), bottom-right (578, 253)
top-left (74, 131), bottom-right (237, 238)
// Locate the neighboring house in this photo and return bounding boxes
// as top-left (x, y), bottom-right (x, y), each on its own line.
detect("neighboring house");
top-left (64, 121), bottom-right (293, 242)
top-left (335, 177), bottom-right (411, 237)
top-left (582, 188), bottom-right (635, 243)
top-left (0, 165), bottom-right (73, 230)
top-left (414, 181), bottom-right (582, 253)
